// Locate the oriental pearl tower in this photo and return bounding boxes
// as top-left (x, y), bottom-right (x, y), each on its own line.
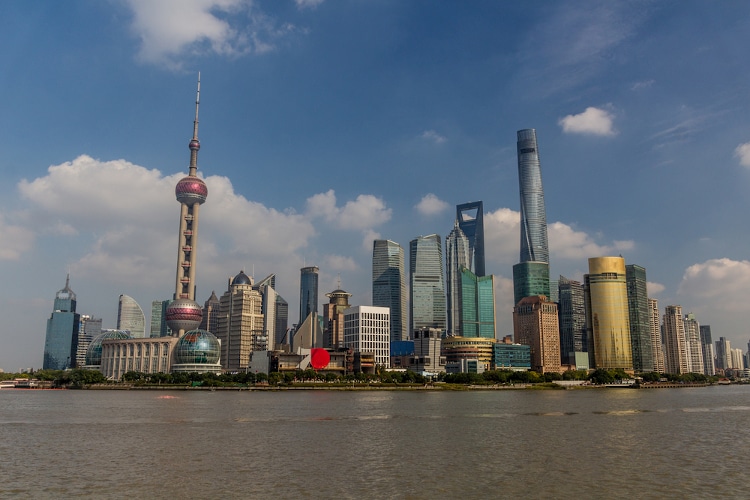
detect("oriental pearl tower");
top-left (165, 75), bottom-right (209, 337)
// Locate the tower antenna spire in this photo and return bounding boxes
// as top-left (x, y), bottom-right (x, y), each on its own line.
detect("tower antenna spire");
top-left (188, 72), bottom-right (201, 176)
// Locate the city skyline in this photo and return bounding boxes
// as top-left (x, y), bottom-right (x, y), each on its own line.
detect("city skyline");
top-left (1, 2), bottom-right (750, 370)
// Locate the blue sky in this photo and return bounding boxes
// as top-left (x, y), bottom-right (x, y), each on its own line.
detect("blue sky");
top-left (1, 0), bottom-right (750, 371)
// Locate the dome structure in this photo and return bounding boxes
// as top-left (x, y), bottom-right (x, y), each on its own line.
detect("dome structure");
top-left (175, 176), bottom-right (208, 205)
top-left (85, 330), bottom-right (131, 366)
top-left (165, 298), bottom-right (203, 333)
top-left (174, 329), bottom-right (220, 365)
top-left (232, 270), bottom-right (252, 286)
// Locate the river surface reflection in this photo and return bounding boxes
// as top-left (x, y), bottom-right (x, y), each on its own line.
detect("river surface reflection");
top-left (2, 386), bottom-right (749, 499)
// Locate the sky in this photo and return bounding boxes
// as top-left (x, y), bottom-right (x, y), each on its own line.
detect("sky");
top-left (1, 0), bottom-right (750, 371)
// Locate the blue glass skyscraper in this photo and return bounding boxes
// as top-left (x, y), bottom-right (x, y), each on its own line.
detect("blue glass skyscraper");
top-left (410, 235), bottom-right (446, 335)
top-left (513, 129), bottom-right (550, 305)
top-left (517, 129), bottom-right (549, 264)
top-left (456, 201), bottom-right (485, 277)
top-left (43, 275), bottom-right (81, 370)
top-left (299, 266), bottom-right (319, 324)
top-left (373, 240), bottom-right (407, 342)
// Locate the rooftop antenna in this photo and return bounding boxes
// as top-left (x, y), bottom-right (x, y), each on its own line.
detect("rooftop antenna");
top-left (188, 72), bottom-right (201, 177)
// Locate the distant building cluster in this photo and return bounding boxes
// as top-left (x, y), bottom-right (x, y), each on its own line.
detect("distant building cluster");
top-left (39, 88), bottom-right (750, 380)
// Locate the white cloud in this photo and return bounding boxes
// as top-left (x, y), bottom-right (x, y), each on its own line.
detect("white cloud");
top-left (677, 258), bottom-right (750, 312)
top-left (0, 214), bottom-right (34, 260)
top-left (483, 208), bottom-right (635, 267)
top-left (124, 0), bottom-right (293, 69)
top-left (305, 190), bottom-right (392, 230)
top-left (361, 229), bottom-right (381, 252)
top-left (734, 142), bottom-right (750, 168)
top-left (295, 0), bottom-right (324, 9)
top-left (16, 155), bottom-right (315, 288)
top-left (559, 106), bottom-right (616, 136)
top-left (415, 194), bottom-right (449, 216)
top-left (647, 281), bottom-right (665, 295)
top-left (420, 130), bottom-right (446, 144)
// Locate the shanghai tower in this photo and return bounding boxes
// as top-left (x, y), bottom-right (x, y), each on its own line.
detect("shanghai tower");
top-left (513, 129), bottom-right (550, 304)
top-left (164, 76), bottom-right (209, 337)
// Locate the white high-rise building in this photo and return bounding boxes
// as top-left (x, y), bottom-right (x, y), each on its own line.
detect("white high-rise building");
top-left (648, 298), bottom-right (665, 373)
top-left (683, 312), bottom-right (704, 374)
top-left (445, 221), bottom-right (470, 337)
top-left (117, 294), bottom-right (146, 338)
top-left (663, 305), bottom-right (688, 374)
top-left (343, 305), bottom-right (390, 368)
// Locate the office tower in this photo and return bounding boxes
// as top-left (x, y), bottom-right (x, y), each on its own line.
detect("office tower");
top-left (299, 266), bottom-right (319, 324)
top-left (117, 294), bottom-right (145, 338)
top-left (410, 234), bottom-right (446, 335)
top-left (150, 301), bottom-right (164, 338)
top-left (343, 305), bottom-right (390, 368)
top-left (75, 315), bottom-right (101, 369)
top-left (663, 305), bottom-right (689, 374)
top-left (373, 239), bottom-right (407, 342)
top-left (199, 291), bottom-right (220, 334)
top-left (699, 325), bottom-right (715, 376)
top-left (648, 298), bottom-right (665, 373)
top-left (456, 201), bottom-right (486, 276)
top-left (513, 129), bottom-right (551, 305)
top-left (43, 274), bottom-right (81, 370)
top-left (445, 222), bottom-right (470, 336)
top-left (584, 257), bottom-right (633, 370)
top-left (274, 294), bottom-right (289, 348)
top-left (460, 268), bottom-right (496, 339)
top-left (683, 313), bottom-right (704, 374)
top-left (558, 276), bottom-right (587, 366)
top-left (517, 129), bottom-right (549, 264)
top-left (513, 295), bottom-right (561, 374)
top-left (164, 76), bottom-right (209, 337)
top-left (625, 265), bottom-right (654, 372)
top-left (411, 327), bottom-right (446, 374)
top-left (217, 271), bottom-right (265, 370)
top-left (255, 274), bottom-right (280, 350)
top-left (715, 337), bottom-right (732, 371)
top-left (323, 288), bottom-right (352, 349)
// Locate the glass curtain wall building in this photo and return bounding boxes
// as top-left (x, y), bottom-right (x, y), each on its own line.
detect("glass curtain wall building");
top-left (445, 222), bottom-right (470, 336)
top-left (460, 268), bottom-right (496, 339)
top-left (299, 266), bottom-right (319, 325)
top-left (409, 235), bottom-right (446, 335)
top-left (372, 240), bottom-right (407, 342)
top-left (558, 275), bottom-right (587, 366)
top-left (117, 294), bottom-right (146, 338)
top-left (456, 201), bottom-right (485, 277)
top-left (514, 129), bottom-right (550, 306)
top-left (625, 264), bottom-right (654, 372)
top-left (43, 275), bottom-right (81, 370)
top-left (584, 257), bottom-right (633, 370)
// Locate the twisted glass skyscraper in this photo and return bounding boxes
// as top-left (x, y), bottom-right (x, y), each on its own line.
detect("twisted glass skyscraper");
top-left (517, 129), bottom-right (549, 264)
top-left (513, 129), bottom-right (550, 305)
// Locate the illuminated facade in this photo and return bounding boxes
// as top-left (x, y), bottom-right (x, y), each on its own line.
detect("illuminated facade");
top-left (372, 239), bottom-right (407, 342)
top-left (584, 257), bottom-right (633, 370)
top-left (513, 295), bottom-right (561, 373)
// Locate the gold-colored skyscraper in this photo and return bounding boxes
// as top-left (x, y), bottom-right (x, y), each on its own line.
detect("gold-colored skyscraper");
top-left (584, 257), bottom-right (633, 371)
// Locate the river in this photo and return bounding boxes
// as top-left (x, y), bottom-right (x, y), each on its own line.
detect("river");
top-left (1, 386), bottom-right (748, 499)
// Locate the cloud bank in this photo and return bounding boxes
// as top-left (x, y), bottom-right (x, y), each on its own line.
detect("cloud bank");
top-left (415, 194), bottom-right (449, 216)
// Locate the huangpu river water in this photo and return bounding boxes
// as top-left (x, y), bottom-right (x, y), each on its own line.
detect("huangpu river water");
top-left (1, 386), bottom-right (749, 499)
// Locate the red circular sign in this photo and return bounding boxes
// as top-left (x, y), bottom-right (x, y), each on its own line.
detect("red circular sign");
top-left (310, 348), bottom-right (331, 369)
